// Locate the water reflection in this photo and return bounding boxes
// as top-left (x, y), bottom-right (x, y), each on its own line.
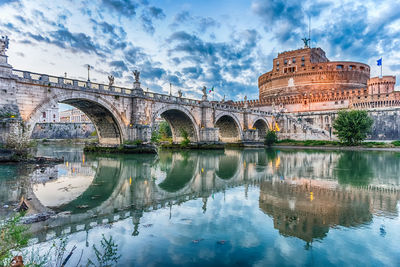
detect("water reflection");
top-left (2, 146), bottom-right (400, 265)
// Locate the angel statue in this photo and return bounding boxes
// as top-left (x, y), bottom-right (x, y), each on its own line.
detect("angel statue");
top-left (133, 70), bottom-right (140, 82)
top-left (202, 86), bottom-right (207, 96)
top-left (178, 90), bottom-right (183, 98)
top-left (108, 75), bottom-right (114, 87)
top-left (0, 35), bottom-right (9, 55)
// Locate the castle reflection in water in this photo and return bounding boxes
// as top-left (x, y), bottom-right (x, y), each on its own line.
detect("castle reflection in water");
top-left (2, 146), bottom-right (399, 244)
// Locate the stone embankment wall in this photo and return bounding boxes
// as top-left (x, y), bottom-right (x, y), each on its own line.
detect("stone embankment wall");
top-left (279, 107), bottom-right (400, 141)
top-left (31, 123), bottom-right (96, 139)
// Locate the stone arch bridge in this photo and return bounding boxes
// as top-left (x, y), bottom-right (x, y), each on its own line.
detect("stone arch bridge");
top-left (0, 51), bottom-right (328, 144)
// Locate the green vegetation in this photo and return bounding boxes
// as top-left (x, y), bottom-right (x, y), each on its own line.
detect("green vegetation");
top-left (90, 130), bottom-right (97, 137)
top-left (0, 213), bottom-right (29, 265)
top-left (391, 140), bottom-right (400, 146)
top-left (87, 234), bottom-right (121, 266)
top-left (333, 110), bottom-right (373, 145)
top-left (151, 121), bottom-right (173, 144)
top-left (0, 213), bottom-right (121, 266)
top-left (84, 144), bottom-right (156, 154)
top-left (123, 139), bottom-right (143, 146)
top-left (180, 128), bottom-right (190, 147)
top-left (159, 121), bottom-right (172, 139)
top-left (264, 130), bottom-right (278, 147)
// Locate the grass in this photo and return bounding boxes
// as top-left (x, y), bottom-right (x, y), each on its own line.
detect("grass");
top-left (276, 139), bottom-right (400, 148)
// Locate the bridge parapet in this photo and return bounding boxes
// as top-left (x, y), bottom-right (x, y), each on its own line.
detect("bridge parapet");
top-left (12, 69), bottom-right (274, 117)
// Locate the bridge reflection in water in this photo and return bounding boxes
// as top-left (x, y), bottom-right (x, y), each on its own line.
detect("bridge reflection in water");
top-left (22, 147), bottom-right (400, 245)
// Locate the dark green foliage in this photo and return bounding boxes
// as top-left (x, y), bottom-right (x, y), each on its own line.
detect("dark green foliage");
top-left (264, 130), bottom-right (278, 147)
top-left (333, 110), bottom-right (373, 146)
top-left (391, 140), bottom-right (400, 146)
top-left (151, 130), bottom-right (161, 143)
top-left (180, 128), bottom-right (190, 147)
top-left (159, 121), bottom-right (172, 139)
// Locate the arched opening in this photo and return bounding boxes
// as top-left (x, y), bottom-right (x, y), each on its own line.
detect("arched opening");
top-left (29, 98), bottom-right (123, 145)
top-left (154, 108), bottom-right (198, 143)
top-left (215, 115), bottom-right (241, 143)
top-left (253, 119), bottom-right (269, 141)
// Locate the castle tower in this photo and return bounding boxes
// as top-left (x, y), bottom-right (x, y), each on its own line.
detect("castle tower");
top-left (367, 76), bottom-right (396, 95)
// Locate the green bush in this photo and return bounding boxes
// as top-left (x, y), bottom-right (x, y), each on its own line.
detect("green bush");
top-left (264, 130), bottom-right (278, 147)
top-left (151, 131), bottom-right (161, 143)
top-left (90, 130), bottom-right (97, 137)
top-left (391, 140), bottom-right (400, 147)
top-left (123, 139), bottom-right (143, 146)
top-left (333, 110), bottom-right (373, 146)
top-left (159, 121), bottom-right (172, 139)
top-left (180, 128), bottom-right (190, 147)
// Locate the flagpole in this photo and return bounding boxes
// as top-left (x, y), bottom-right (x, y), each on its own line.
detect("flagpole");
top-left (381, 58), bottom-right (383, 78)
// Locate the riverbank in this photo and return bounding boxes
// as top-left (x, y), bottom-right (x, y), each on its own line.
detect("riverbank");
top-left (84, 144), bottom-right (157, 154)
top-left (273, 139), bottom-right (400, 152)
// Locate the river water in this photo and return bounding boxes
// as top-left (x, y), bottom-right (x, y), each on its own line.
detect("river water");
top-left (1, 144), bottom-right (400, 266)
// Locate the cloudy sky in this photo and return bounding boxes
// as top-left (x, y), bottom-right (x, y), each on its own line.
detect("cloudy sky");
top-left (1, 0), bottom-right (400, 104)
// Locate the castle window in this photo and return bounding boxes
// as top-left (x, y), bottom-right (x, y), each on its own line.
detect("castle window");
top-left (276, 61), bottom-right (279, 66)
top-left (301, 62), bottom-right (305, 67)
top-left (284, 59), bottom-right (288, 65)
top-left (292, 58), bottom-right (296, 63)
top-left (349, 65), bottom-right (356, 70)
top-left (301, 56), bottom-right (305, 61)
top-left (336, 65), bottom-right (344, 70)
top-left (360, 66), bottom-right (365, 71)
top-left (277, 67), bottom-right (279, 71)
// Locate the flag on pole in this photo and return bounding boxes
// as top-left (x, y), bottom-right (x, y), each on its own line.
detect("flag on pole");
top-left (208, 86), bottom-right (214, 93)
top-left (377, 58), bottom-right (382, 66)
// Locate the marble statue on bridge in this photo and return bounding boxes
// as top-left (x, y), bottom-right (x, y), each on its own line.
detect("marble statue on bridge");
top-left (0, 35), bottom-right (9, 55)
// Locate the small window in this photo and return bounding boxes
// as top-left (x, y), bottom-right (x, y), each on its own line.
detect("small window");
top-left (292, 58), bottom-right (296, 63)
top-left (301, 56), bottom-right (305, 61)
top-left (319, 66), bottom-right (322, 69)
top-left (335, 101), bottom-right (338, 105)
top-left (42, 112), bottom-right (46, 118)
top-left (341, 100), bottom-right (344, 104)
top-left (336, 65), bottom-right (344, 70)
top-left (349, 65), bottom-right (356, 70)
top-left (276, 67), bottom-right (279, 71)
top-left (53, 114), bottom-right (56, 118)
top-left (276, 61), bottom-right (279, 66)
top-left (301, 62), bottom-right (305, 67)
top-left (284, 59), bottom-right (288, 65)
top-left (360, 66), bottom-right (365, 71)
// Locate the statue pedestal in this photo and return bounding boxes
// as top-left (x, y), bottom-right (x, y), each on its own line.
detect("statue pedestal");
top-left (0, 54), bottom-right (12, 78)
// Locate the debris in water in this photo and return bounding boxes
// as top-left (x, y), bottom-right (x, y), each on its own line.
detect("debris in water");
top-left (76, 205), bottom-right (89, 209)
top-left (217, 240), bottom-right (227, 245)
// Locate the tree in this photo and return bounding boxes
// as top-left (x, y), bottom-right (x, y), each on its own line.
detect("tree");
top-left (264, 130), bottom-right (278, 147)
top-left (159, 121), bottom-right (172, 139)
top-left (333, 110), bottom-right (373, 145)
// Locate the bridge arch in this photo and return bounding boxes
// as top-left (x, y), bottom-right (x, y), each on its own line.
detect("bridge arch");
top-left (151, 105), bottom-right (199, 143)
top-left (215, 112), bottom-right (243, 143)
top-left (26, 92), bottom-right (127, 145)
top-left (251, 117), bottom-right (270, 141)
